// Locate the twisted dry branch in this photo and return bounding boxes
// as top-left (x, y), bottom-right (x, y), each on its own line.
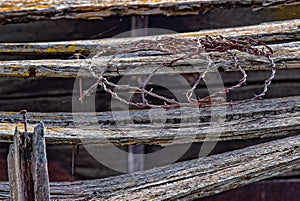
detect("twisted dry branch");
top-left (81, 35), bottom-right (276, 109)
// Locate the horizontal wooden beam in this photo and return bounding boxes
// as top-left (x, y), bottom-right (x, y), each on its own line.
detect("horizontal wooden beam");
top-left (0, 41), bottom-right (299, 78)
top-left (2, 134), bottom-right (300, 200)
top-left (0, 0), bottom-right (297, 24)
top-left (0, 96), bottom-right (299, 145)
top-left (0, 19), bottom-right (299, 56)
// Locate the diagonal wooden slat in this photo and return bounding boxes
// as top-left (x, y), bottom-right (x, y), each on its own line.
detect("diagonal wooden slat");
top-left (2, 134), bottom-right (300, 200)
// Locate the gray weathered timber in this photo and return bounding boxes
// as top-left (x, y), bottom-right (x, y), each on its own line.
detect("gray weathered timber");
top-left (12, 127), bottom-right (34, 201)
top-left (0, 0), bottom-right (298, 24)
top-left (0, 19), bottom-right (299, 56)
top-left (0, 96), bottom-right (299, 145)
top-left (7, 145), bottom-right (17, 200)
top-left (31, 123), bottom-right (50, 201)
top-left (6, 124), bottom-right (50, 201)
top-left (2, 134), bottom-right (300, 200)
top-left (0, 41), bottom-right (299, 78)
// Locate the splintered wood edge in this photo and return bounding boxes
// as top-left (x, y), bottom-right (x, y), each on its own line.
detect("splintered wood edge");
top-left (0, 19), bottom-right (299, 55)
top-left (0, 41), bottom-right (299, 78)
top-left (0, 0), bottom-right (297, 24)
top-left (1, 134), bottom-right (300, 200)
top-left (0, 96), bottom-right (299, 145)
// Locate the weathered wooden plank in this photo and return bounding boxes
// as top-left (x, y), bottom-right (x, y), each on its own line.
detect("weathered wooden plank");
top-left (0, 41), bottom-right (299, 78)
top-left (0, 19), bottom-right (299, 56)
top-left (2, 134), bottom-right (300, 200)
top-left (1, 96), bottom-right (299, 126)
top-left (0, 0), bottom-right (298, 24)
top-left (0, 96), bottom-right (299, 145)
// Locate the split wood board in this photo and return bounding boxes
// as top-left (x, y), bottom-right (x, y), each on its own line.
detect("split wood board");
top-left (0, 96), bottom-right (299, 145)
top-left (0, 0), bottom-right (298, 24)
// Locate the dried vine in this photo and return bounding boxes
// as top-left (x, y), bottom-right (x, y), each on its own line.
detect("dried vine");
top-left (81, 35), bottom-right (276, 109)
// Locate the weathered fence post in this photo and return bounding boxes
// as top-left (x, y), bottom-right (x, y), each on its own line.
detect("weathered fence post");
top-left (32, 123), bottom-right (50, 200)
top-left (7, 123), bottom-right (50, 201)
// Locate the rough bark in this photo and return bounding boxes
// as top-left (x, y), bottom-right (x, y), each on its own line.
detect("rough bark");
top-left (31, 123), bottom-right (50, 201)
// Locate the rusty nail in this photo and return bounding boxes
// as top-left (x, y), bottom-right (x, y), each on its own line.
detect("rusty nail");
top-left (74, 53), bottom-right (81, 60)
top-left (19, 109), bottom-right (27, 132)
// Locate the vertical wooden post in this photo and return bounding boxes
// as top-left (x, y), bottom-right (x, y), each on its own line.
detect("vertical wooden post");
top-left (13, 127), bottom-right (34, 201)
top-left (128, 15), bottom-right (148, 173)
top-left (31, 123), bottom-right (50, 201)
top-left (7, 123), bottom-right (50, 201)
top-left (128, 145), bottom-right (145, 173)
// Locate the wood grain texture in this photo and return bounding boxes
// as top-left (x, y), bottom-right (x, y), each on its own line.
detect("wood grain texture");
top-left (0, 0), bottom-right (298, 24)
top-left (31, 123), bottom-right (50, 201)
top-left (12, 128), bottom-right (34, 201)
top-left (7, 145), bottom-right (17, 200)
top-left (0, 19), bottom-right (299, 56)
top-left (0, 96), bottom-right (299, 145)
top-left (0, 40), bottom-right (299, 78)
top-left (6, 124), bottom-right (50, 201)
top-left (2, 134), bottom-right (300, 200)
